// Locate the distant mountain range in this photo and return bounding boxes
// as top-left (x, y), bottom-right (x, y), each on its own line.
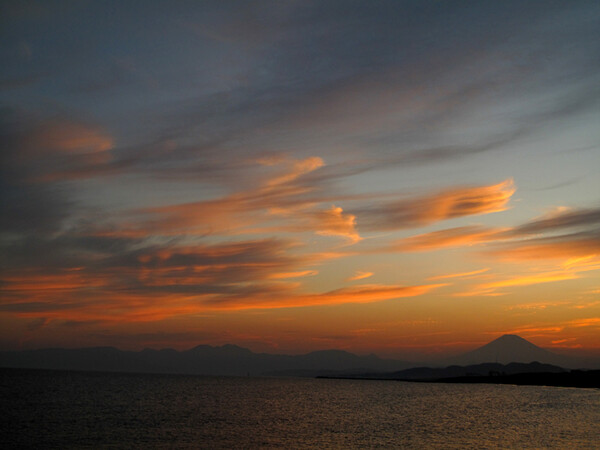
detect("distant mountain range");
top-left (0, 344), bottom-right (411, 377)
top-left (0, 334), bottom-right (597, 376)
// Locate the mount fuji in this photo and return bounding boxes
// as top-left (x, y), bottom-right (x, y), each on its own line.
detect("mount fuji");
top-left (446, 334), bottom-right (574, 367)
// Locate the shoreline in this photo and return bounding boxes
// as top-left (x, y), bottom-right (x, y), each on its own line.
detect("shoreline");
top-left (317, 370), bottom-right (600, 389)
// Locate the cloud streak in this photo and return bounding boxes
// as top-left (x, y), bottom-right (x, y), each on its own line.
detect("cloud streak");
top-left (347, 271), bottom-right (374, 282)
top-left (486, 230), bottom-right (600, 262)
top-left (428, 268), bottom-right (490, 281)
top-left (392, 226), bottom-right (507, 252)
top-left (1, 111), bottom-right (116, 183)
top-left (356, 179), bottom-right (515, 231)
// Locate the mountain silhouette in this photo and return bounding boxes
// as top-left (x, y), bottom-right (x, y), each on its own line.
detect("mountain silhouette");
top-left (446, 334), bottom-right (573, 367)
top-left (0, 345), bottom-right (411, 376)
top-left (1, 335), bottom-right (596, 375)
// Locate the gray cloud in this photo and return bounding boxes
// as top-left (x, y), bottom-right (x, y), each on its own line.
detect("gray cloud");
top-left (3, 1), bottom-right (598, 189)
top-left (486, 229), bottom-right (600, 262)
top-left (353, 180), bottom-right (514, 231)
top-left (512, 207), bottom-right (600, 236)
top-left (0, 110), bottom-right (75, 237)
top-left (113, 0), bottom-right (599, 182)
top-left (0, 231), bottom-right (309, 309)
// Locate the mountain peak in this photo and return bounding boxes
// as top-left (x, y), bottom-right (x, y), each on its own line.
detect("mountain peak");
top-left (448, 334), bottom-right (568, 366)
top-left (497, 334), bottom-right (528, 341)
top-left (485, 334), bottom-right (541, 350)
top-left (491, 334), bottom-right (535, 346)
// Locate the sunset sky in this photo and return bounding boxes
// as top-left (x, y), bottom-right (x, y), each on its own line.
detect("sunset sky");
top-left (1, 1), bottom-right (599, 359)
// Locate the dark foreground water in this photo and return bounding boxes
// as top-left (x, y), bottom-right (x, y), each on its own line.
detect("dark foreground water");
top-left (1, 368), bottom-right (598, 449)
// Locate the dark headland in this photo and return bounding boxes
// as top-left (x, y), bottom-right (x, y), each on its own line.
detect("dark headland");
top-left (318, 364), bottom-right (600, 389)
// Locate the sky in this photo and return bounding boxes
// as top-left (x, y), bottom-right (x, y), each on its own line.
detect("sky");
top-left (1, 0), bottom-right (600, 359)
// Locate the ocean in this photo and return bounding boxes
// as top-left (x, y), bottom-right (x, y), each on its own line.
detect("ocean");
top-left (1, 368), bottom-right (598, 448)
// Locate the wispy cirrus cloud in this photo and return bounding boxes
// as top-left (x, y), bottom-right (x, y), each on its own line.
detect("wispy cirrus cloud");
top-left (130, 168), bottom-right (516, 246)
top-left (356, 179), bottom-right (515, 231)
top-left (1, 111), bottom-right (116, 183)
top-left (378, 204), bottom-right (600, 297)
top-left (0, 236), bottom-right (305, 322)
top-left (510, 206), bottom-right (600, 235)
top-left (428, 268), bottom-right (490, 281)
top-left (111, 156), bottom-right (364, 244)
top-left (562, 255), bottom-right (600, 272)
top-left (347, 271), bottom-right (374, 282)
top-left (486, 326), bottom-right (565, 337)
top-left (203, 283), bottom-right (446, 311)
top-left (313, 205), bottom-right (361, 243)
top-left (127, 156), bottom-right (328, 236)
top-left (378, 205), bottom-right (600, 256)
top-left (478, 271), bottom-right (580, 290)
top-left (267, 270), bottom-right (318, 280)
top-left (568, 318), bottom-right (600, 328)
top-left (0, 204), bottom-right (439, 321)
top-left (1, 273), bottom-right (442, 322)
top-left (453, 264), bottom-right (591, 297)
top-left (485, 207), bottom-right (600, 263)
top-left (392, 226), bottom-right (507, 252)
top-left (486, 230), bottom-right (600, 262)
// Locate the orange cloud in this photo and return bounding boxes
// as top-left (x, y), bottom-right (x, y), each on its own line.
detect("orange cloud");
top-left (212, 283), bottom-right (446, 310)
top-left (393, 226), bottom-right (506, 252)
top-left (572, 300), bottom-right (600, 310)
top-left (314, 205), bottom-right (362, 243)
top-left (551, 338), bottom-right (577, 345)
top-left (3, 278), bottom-right (443, 322)
top-left (8, 117), bottom-right (116, 182)
top-left (1, 272), bottom-right (108, 292)
top-left (505, 301), bottom-right (571, 311)
top-left (487, 231), bottom-right (600, 262)
top-left (489, 326), bottom-right (564, 336)
top-left (562, 255), bottom-right (600, 272)
top-left (148, 197), bottom-right (258, 235)
top-left (0, 237), bottom-right (310, 309)
top-left (264, 156), bottom-right (324, 187)
top-left (0, 230), bottom-right (383, 324)
top-left (10, 292), bottom-right (215, 324)
top-left (136, 156), bottom-right (331, 236)
top-left (453, 289), bottom-right (506, 297)
top-left (452, 270), bottom-right (580, 297)
top-left (417, 179), bottom-right (515, 220)
top-left (568, 318), bottom-right (600, 328)
top-left (481, 206), bottom-right (600, 264)
top-left (479, 271), bottom-right (580, 290)
top-left (428, 268), bottom-right (490, 280)
top-left (347, 271), bottom-right (374, 281)
top-left (268, 270), bottom-right (318, 279)
top-left (359, 179), bottom-right (515, 230)
top-left (129, 156), bottom-right (368, 246)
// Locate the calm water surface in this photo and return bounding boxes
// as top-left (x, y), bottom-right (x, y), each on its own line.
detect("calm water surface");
top-left (1, 368), bottom-right (598, 448)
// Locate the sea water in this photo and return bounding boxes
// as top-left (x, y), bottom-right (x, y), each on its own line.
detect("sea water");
top-left (1, 368), bottom-right (598, 448)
